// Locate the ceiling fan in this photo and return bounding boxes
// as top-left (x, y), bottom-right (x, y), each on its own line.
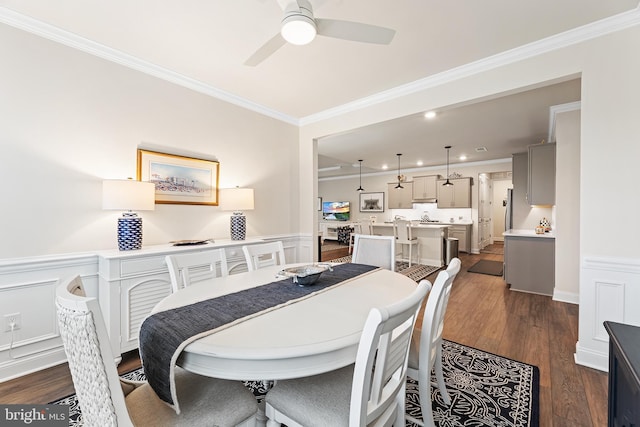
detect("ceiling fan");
top-left (245, 0), bottom-right (396, 66)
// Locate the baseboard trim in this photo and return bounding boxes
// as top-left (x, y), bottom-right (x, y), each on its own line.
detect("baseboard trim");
top-left (0, 348), bottom-right (67, 383)
top-left (553, 290), bottom-right (579, 304)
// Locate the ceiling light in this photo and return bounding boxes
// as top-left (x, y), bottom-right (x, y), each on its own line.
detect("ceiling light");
top-left (356, 160), bottom-right (364, 192)
top-left (424, 111), bottom-right (436, 119)
top-left (417, 160), bottom-right (423, 166)
top-left (281, 5), bottom-right (317, 45)
top-left (382, 164), bottom-right (388, 170)
top-left (443, 146), bottom-right (453, 187)
top-left (395, 154), bottom-right (404, 189)
top-left (459, 155), bottom-right (467, 161)
top-left (475, 147), bottom-right (487, 152)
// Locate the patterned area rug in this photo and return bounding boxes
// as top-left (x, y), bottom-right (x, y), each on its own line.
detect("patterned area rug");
top-left (51, 340), bottom-right (539, 427)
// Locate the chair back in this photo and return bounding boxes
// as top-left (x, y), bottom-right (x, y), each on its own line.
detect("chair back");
top-left (419, 257), bottom-right (461, 373)
top-left (243, 241), bottom-right (286, 271)
top-left (394, 219), bottom-right (414, 242)
top-left (350, 280), bottom-right (431, 426)
top-left (357, 219), bottom-right (374, 236)
top-left (165, 249), bottom-right (229, 293)
top-left (352, 234), bottom-right (396, 271)
top-left (55, 276), bottom-right (134, 427)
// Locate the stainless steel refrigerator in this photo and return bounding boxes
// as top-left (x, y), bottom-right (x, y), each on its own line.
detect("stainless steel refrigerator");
top-left (504, 188), bottom-right (513, 231)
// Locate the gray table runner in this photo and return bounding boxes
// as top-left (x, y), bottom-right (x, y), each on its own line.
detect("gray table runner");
top-left (139, 262), bottom-right (378, 412)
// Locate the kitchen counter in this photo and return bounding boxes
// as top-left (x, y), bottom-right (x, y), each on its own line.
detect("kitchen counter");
top-left (503, 229), bottom-right (555, 239)
top-left (503, 230), bottom-right (555, 296)
top-left (377, 223), bottom-right (450, 229)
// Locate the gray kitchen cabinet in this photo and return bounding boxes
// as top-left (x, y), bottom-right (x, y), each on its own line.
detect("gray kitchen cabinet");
top-left (412, 175), bottom-right (440, 201)
top-left (387, 182), bottom-right (414, 209)
top-left (436, 177), bottom-right (472, 208)
top-left (527, 142), bottom-right (556, 205)
top-left (447, 224), bottom-right (471, 253)
top-left (504, 234), bottom-right (555, 296)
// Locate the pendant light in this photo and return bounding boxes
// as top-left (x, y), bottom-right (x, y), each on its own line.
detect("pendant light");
top-left (356, 159), bottom-right (365, 192)
top-left (395, 154), bottom-right (404, 189)
top-left (443, 146), bottom-right (454, 186)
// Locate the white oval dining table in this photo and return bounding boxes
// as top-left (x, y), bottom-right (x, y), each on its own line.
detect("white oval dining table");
top-left (150, 263), bottom-right (419, 382)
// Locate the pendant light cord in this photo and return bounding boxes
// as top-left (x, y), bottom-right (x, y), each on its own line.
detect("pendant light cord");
top-left (395, 154), bottom-right (403, 189)
top-left (357, 159), bottom-right (364, 192)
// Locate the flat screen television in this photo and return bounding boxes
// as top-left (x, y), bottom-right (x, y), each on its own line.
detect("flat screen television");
top-left (322, 201), bottom-right (350, 221)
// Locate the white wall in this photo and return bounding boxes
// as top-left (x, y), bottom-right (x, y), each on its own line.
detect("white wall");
top-left (0, 23), bottom-right (299, 259)
top-left (554, 109), bottom-right (581, 302)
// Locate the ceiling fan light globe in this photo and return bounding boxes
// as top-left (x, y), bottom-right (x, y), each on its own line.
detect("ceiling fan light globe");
top-left (281, 16), bottom-right (317, 45)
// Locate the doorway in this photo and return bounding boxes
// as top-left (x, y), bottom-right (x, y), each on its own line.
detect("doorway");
top-left (477, 171), bottom-right (512, 252)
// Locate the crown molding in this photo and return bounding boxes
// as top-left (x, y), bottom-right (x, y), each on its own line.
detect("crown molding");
top-left (319, 157), bottom-right (512, 182)
top-left (301, 6), bottom-right (640, 126)
top-left (1, 5), bottom-right (638, 127)
top-left (0, 6), bottom-right (299, 126)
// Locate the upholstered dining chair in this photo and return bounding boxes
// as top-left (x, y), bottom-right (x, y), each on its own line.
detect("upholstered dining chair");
top-left (55, 275), bottom-right (259, 427)
top-left (394, 219), bottom-right (420, 267)
top-left (165, 249), bottom-right (229, 293)
top-left (351, 234), bottom-right (396, 271)
top-left (348, 219), bottom-right (374, 254)
top-left (406, 257), bottom-right (461, 427)
top-left (265, 280), bottom-right (431, 427)
top-left (242, 241), bottom-right (286, 271)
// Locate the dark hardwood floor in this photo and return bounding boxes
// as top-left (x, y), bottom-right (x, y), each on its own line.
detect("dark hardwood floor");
top-left (0, 246), bottom-right (607, 426)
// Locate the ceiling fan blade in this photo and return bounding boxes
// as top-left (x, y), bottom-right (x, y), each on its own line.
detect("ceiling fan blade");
top-left (275, 0), bottom-right (301, 12)
top-left (316, 18), bottom-right (395, 44)
top-left (244, 33), bottom-right (287, 66)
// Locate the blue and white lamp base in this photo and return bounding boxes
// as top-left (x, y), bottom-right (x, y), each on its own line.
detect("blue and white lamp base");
top-left (230, 212), bottom-right (246, 240)
top-left (117, 212), bottom-right (143, 250)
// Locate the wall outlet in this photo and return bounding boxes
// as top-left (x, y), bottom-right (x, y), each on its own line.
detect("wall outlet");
top-left (4, 313), bottom-right (21, 332)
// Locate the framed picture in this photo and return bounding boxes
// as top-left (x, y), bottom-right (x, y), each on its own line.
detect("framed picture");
top-left (317, 197), bottom-right (322, 211)
top-left (359, 192), bottom-right (384, 212)
top-left (137, 149), bottom-right (220, 205)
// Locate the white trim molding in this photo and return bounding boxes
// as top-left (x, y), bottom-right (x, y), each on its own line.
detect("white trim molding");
top-left (1, 6), bottom-right (639, 125)
top-left (575, 255), bottom-right (640, 372)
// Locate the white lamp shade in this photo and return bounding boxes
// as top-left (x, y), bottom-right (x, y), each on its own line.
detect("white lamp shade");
top-left (103, 180), bottom-right (156, 211)
top-left (220, 188), bottom-right (255, 211)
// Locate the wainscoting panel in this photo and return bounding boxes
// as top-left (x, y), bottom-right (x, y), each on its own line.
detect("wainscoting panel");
top-left (576, 256), bottom-right (640, 372)
top-left (0, 253), bottom-right (98, 381)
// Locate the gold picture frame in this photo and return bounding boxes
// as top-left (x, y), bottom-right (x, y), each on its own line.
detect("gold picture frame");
top-left (137, 149), bottom-right (220, 205)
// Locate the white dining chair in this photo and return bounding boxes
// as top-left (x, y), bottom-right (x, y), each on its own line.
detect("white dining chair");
top-left (165, 249), bottom-right (229, 293)
top-left (55, 275), bottom-right (258, 427)
top-left (348, 219), bottom-right (374, 254)
top-left (242, 241), bottom-right (286, 271)
top-left (265, 280), bottom-right (431, 427)
top-left (394, 219), bottom-right (420, 267)
top-left (351, 234), bottom-right (396, 271)
top-left (406, 257), bottom-right (461, 427)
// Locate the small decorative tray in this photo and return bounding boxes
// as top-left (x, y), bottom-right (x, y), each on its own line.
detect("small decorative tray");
top-left (170, 239), bottom-right (213, 246)
top-left (279, 264), bottom-right (333, 286)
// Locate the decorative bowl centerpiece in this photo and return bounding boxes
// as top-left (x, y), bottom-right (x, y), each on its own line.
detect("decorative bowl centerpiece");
top-left (279, 264), bottom-right (333, 286)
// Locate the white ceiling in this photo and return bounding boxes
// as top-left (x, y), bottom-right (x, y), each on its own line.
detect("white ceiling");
top-left (0, 0), bottom-right (638, 177)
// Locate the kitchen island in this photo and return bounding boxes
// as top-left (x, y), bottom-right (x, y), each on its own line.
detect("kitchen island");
top-left (372, 223), bottom-right (449, 267)
top-left (503, 229), bottom-right (555, 296)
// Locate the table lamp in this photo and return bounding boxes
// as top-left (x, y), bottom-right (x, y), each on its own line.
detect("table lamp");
top-left (103, 179), bottom-right (156, 250)
top-left (220, 187), bottom-right (255, 240)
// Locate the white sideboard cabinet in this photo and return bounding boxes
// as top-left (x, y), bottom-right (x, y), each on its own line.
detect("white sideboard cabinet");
top-left (97, 239), bottom-right (265, 356)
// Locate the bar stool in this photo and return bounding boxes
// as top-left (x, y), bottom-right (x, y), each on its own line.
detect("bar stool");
top-left (394, 219), bottom-right (420, 267)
